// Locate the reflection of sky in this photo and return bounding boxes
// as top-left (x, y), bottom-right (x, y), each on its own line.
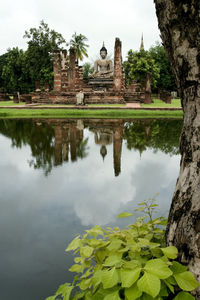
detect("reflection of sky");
top-left (0, 128), bottom-right (180, 300)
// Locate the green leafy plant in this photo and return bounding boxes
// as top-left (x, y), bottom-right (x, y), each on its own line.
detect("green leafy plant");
top-left (46, 198), bottom-right (198, 300)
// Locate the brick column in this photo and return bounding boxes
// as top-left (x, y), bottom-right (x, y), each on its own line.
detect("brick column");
top-left (68, 48), bottom-right (76, 90)
top-left (114, 38), bottom-right (124, 91)
top-left (144, 72), bottom-right (152, 104)
top-left (53, 50), bottom-right (62, 92)
top-left (61, 50), bottom-right (68, 92)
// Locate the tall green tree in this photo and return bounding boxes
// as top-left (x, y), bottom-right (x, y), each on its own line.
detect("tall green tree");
top-left (124, 49), bottom-right (160, 89)
top-left (70, 32), bottom-right (89, 62)
top-left (0, 52), bottom-right (9, 92)
top-left (24, 20), bottom-right (66, 87)
top-left (149, 42), bottom-right (176, 92)
top-left (1, 47), bottom-right (31, 93)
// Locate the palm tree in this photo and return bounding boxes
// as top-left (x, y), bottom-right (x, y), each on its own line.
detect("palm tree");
top-left (70, 32), bottom-right (89, 62)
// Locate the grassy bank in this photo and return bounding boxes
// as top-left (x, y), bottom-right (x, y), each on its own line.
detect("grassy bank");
top-left (0, 101), bottom-right (24, 106)
top-left (142, 98), bottom-right (181, 108)
top-left (0, 108), bottom-right (183, 119)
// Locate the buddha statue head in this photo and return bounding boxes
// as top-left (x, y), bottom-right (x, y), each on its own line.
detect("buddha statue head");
top-left (100, 42), bottom-right (107, 59)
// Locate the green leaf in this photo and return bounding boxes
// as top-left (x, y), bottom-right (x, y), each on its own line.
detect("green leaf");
top-left (92, 288), bottom-right (108, 300)
top-left (140, 293), bottom-right (159, 300)
top-left (79, 278), bottom-right (91, 290)
top-left (125, 283), bottom-right (142, 300)
top-left (123, 260), bottom-right (141, 269)
top-left (117, 212), bottom-right (133, 218)
top-left (161, 246), bottom-right (178, 259)
top-left (160, 219), bottom-right (168, 225)
top-left (107, 239), bottom-right (122, 251)
top-left (121, 267), bottom-right (141, 287)
top-left (55, 283), bottom-right (73, 300)
top-left (171, 261), bottom-right (187, 274)
top-left (95, 250), bottom-right (107, 263)
top-left (137, 272), bottom-right (161, 298)
top-left (174, 271), bottom-right (199, 291)
top-left (163, 279), bottom-right (174, 293)
top-left (73, 291), bottom-right (85, 299)
top-left (104, 290), bottom-right (121, 300)
top-left (173, 291), bottom-right (195, 300)
top-left (101, 267), bottom-right (119, 289)
top-left (66, 236), bottom-right (81, 251)
top-left (86, 225), bottom-right (104, 237)
top-left (144, 258), bottom-right (173, 279)
top-left (103, 254), bottom-right (122, 266)
top-left (69, 264), bottom-right (83, 273)
top-left (160, 282), bottom-right (169, 297)
top-left (92, 270), bottom-right (102, 290)
top-left (80, 246), bottom-right (93, 258)
top-left (85, 291), bottom-right (93, 300)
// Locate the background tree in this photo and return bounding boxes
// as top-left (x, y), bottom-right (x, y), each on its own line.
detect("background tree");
top-left (70, 32), bottom-right (89, 62)
top-left (154, 0), bottom-right (200, 292)
top-left (1, 47), bottom-right (31, 93)
top-left (124, 48), bottom-right (160, 90)
top-left (24, 20), bottom-right (66, 88)
top-left (149, 42), bottom-right (177, 92)
top-left (0, 52), bottom-right (9, 92)
top-left (82, 62), bottom-right (94, 82)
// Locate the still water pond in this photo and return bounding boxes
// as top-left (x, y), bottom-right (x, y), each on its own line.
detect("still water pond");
top-left (0, 118), bottom-right (182, 300)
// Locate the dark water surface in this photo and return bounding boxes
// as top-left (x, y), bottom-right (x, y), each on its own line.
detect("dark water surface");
top-left (0, 118), bottom-right (182, 300)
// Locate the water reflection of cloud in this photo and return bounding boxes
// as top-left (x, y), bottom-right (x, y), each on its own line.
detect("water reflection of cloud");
top-left (0, 127), bottom-right (181, 300)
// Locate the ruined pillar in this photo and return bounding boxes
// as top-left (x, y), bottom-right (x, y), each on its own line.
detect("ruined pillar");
top-left (144, 72), bottom-right (152, 104)
top-left (53, 50), bottom-right (62, 92)
top-left (54, 126), bottom-right (63, 165)
top-left (61, 50), bottom-right (68, 92)
top-left (114, 38), bottom-right (124, 91)
top-left (68, 48), bottom-right (76, 90)
top-left (113, 127), bottom-right (123, 177)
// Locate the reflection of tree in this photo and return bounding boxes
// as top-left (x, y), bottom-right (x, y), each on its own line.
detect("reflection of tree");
top-left (76, 138), bottom-right (89, 159)
top-left (0, 118), bottom-right (182, 176)
top-left (0, 119), bottom-right (55, 175)
top-left (124, 120), bottom-right (182, 155)
top-left (0, 119), bottom-right (89, 176)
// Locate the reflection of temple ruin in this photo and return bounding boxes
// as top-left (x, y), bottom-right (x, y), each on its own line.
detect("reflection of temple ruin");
top-left (87, 120), bottom-right (124, 176)
top-left (41, 119), bottom-right (124, 176)
top-left (53, 120), bottom-right (85, 165)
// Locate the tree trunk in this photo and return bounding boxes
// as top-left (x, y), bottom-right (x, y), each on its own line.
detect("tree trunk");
top-left (154, 0), bottom-right (200, 294)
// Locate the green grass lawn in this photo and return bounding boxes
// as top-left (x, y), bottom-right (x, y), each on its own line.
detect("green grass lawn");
top-left (0, 108), bottom-right (183, 119)
top-left (142, 98), bottom-right (181, 108)
top-left (0, 99), bottom-right (182, 108)
top-left (0, 101), bottom-right (24, 106)
top-left (0, 99), bottom-right (182, 119)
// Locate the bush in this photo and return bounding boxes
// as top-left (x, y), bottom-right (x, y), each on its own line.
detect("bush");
top-left (46, 198), bottom-right (198, 300)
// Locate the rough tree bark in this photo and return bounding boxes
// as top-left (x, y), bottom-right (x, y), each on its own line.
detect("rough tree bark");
top-left (154, 0), bottom-right (200, 295)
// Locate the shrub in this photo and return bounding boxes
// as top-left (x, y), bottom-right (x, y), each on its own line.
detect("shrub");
top-left (46, 198), bottom-right (198, 300)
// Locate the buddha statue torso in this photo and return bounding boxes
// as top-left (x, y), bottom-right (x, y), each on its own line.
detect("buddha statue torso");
top-left (90, 43), bottom-right (113, 79)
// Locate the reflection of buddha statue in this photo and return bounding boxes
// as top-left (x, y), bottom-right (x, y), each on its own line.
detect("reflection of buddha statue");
top-left (90, 43), bottom-right (113, 79)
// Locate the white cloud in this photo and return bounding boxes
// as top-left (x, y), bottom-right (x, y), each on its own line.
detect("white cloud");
top-left (0, 0), bottom-right (161, 60)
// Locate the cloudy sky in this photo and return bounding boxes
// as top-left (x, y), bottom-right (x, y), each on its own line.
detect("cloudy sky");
top-left (0, 0), bottom-right (161, 62)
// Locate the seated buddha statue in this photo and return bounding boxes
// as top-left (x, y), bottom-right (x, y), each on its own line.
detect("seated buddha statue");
top-left (90, 43), bottom-right (113, 79)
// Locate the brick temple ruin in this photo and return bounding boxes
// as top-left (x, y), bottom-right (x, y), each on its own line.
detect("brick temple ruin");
top-left (32, 38), bottom-right (152, 105)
